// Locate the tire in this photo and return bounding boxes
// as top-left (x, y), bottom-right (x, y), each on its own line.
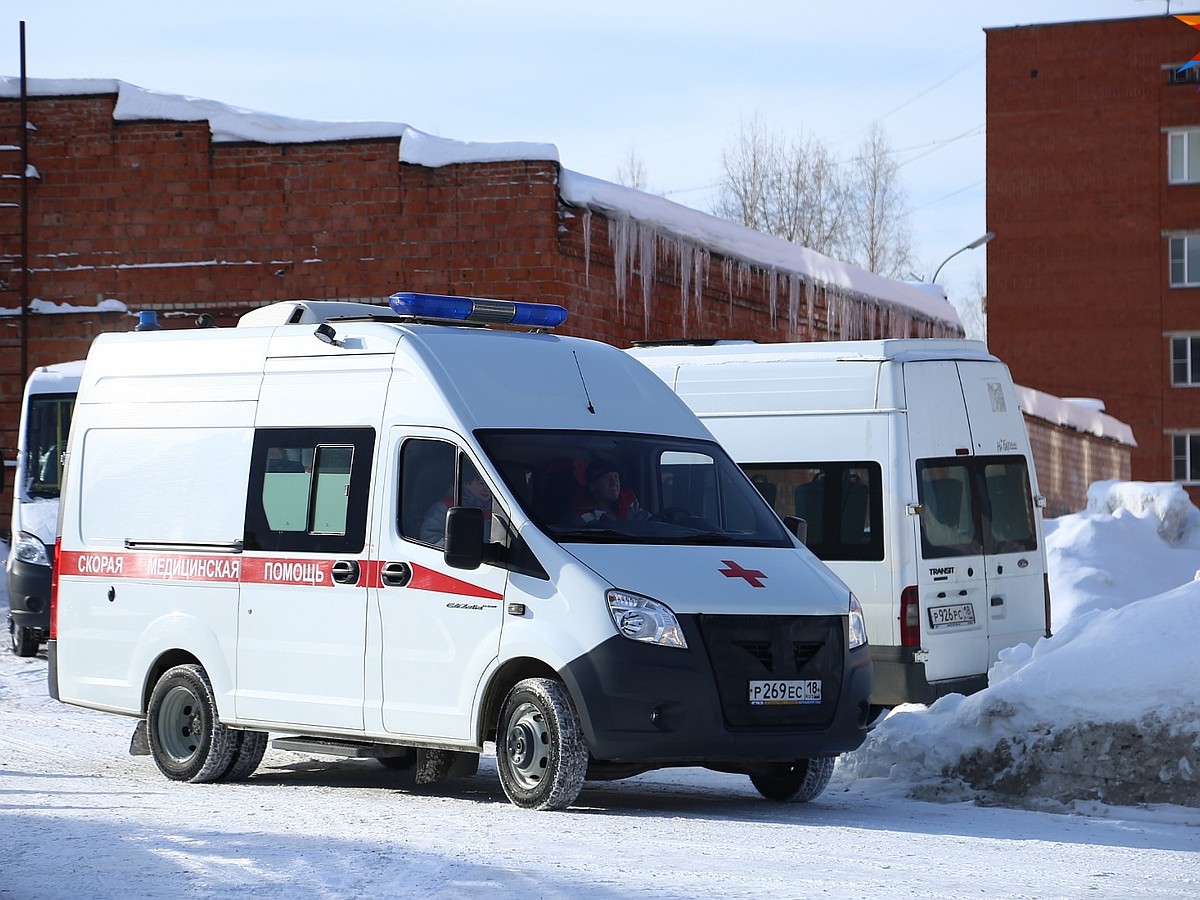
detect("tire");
top-left (146, 664), bottom-right (238, 783)
top-left (750, 756), bottom-right (836, 803)
top-left (9, 620), bottom-right (39, 657)
top-left (496, 678), bottom-right (588, 811)
top-left (219, 730), bottom-right (269, 782)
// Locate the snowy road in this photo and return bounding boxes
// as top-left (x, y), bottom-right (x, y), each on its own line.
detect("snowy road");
top-left (3, 650), bottom-right (1198, 900)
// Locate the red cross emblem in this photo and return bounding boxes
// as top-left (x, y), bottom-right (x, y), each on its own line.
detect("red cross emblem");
top-left (719, 559), bottom-right (767, 588)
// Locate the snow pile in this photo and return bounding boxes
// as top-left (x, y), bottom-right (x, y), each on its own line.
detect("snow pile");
top-left (842, 482), bottom-right (1200, 809)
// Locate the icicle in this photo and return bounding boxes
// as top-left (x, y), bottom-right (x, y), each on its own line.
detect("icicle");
top-left (639, 224), bottom-right (658, 336)
top-left (680, 242), bottom-right (692, 335)
top-left (693, 247), bottom-right (708, 326)
top-left (787, 275), bottom-right (801, 335)
top-left (765, 270), bottom-right (778, 328)
top-left (806, 280), bottom-right (818, 337)
top-left (582, 210), bottom-right (591, 289)
top-left (607, 218), bottom-right (633, 321)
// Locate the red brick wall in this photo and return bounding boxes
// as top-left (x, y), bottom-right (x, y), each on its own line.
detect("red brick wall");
top-left (1024, 413), bottom-right (1133, 517)
top-left (0, 87), bottom-right (962, 536)
top-left (986, 15), bottom-right (1200, 506)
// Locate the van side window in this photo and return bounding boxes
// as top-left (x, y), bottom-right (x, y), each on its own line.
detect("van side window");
top-left (243, 427), bottom-right (374, 553)
top-left (739, 462), bottom-right (884, 561)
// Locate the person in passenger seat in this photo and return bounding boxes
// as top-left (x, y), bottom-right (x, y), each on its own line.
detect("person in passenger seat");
top-left (576, 459), bottom-right (648, 523)
top-left (420, 463), bottom-right (494, 546)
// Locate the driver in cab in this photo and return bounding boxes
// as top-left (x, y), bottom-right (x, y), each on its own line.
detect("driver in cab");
top-left (576, 459), bottom-right (650, 523)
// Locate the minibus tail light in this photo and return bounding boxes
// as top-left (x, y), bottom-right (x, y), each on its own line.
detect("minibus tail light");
top-left (1043, 573), bottom-right (1053, 638)
top-left (900, 585), bottom-right (920, 647)
top-left (49, 537), bottom-right (62, 640)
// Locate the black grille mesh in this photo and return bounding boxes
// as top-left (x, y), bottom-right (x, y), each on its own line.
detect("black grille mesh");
top-left (698, 615), bottom-right (844, 729)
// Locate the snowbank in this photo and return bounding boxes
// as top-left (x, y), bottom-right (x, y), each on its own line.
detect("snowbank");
top-left (842, 482), bottom-right (1200, 809)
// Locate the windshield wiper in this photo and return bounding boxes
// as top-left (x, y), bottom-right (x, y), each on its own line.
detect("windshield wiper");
top-left (553, 528), bottom-right (631, 542)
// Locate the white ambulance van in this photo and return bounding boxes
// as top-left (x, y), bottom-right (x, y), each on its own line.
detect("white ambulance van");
top-left (49, 293), bottom-right (872, 810)
top-left (627, 339), bottom-right (1051, 710)
top-left (6, 359), bottom-right (83, 656)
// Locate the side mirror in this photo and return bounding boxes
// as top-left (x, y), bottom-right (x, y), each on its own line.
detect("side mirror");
top-left (783, 515), bottom-right (808, 546)
top-left (444, 506), bottom-right (485, 570)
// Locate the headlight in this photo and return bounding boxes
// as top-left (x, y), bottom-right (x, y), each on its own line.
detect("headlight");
top-left (14, 532), bottom-right (51, 568)
top-left (606, 590), bottom-right (687, 649)
top-left (848, 594), bottom-right (868, 650)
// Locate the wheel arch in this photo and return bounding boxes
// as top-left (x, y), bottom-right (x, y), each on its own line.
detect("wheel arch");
top-left (478, 656), bottom-right (560, 744)
top-left (139, 649), bottom-right (203, 714)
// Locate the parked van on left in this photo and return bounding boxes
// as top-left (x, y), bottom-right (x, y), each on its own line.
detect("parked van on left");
top-left (6, 360), bottom-right (82, 656)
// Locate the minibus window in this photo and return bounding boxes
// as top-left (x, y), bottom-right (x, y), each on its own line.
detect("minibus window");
top-left (311, 445), bottom-right (354, 535)
top-left (916, 461), bottom-right (982, 559)
top-left (738, 462), bottom-right (884, 561)
top-left (980, 457), bottom-right (1037, 554)
top-left (243, 427), bottom-right (373, 553)
top-left (916, 455), bottom-right (1037, 559)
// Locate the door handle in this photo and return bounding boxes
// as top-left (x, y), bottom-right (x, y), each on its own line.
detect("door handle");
top-left (332, 560), bottom-right (360, 585)
top-left (382, 561), bottom-right (413, 588)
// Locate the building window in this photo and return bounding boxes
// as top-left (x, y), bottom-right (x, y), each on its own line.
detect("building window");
top-left (1169, 129), bottom-right (1200, 183)
top-left (1170, 235), bottom-right (1200, 286)
top-left (1173, 433), bottom-right (1200, 483)
top-left (1172, 335), bottom-right (1200, 385)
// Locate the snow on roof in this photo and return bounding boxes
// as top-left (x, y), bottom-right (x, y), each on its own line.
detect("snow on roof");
top-left (1, 76), bottom-right (959, 327)
top-left (1014, 384), bottom-right (1136, 446)
top-left (558, 170), bottom-right (960, 327)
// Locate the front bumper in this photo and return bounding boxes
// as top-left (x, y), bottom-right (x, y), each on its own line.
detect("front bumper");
top-left (560, 613), bottom-right (873, 764)
top-left (6, 557), bottom-right (52, 633)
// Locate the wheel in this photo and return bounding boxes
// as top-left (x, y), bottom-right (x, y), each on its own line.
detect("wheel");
top-left (496, 678), bottom-right (588, 811)
top-left (146, 664), bottom-right (238, 783)
top-left (377, 748), bottom-right (418, 771)
top-left (750, 756), bottom-right (836, 803)
top-left (219, 730), bottom-right (269, 781)
top-left (9, 619), bottom-right (40, 657)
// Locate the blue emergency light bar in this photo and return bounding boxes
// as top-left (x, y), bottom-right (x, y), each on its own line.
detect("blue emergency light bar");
top-left (388, 291), bottom-right (568, 328)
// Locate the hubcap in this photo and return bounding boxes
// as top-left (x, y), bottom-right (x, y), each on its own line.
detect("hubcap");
top-left (157, 684), bottom-right (203, 763)
top-left (504, 701), bottom-right (549, 791)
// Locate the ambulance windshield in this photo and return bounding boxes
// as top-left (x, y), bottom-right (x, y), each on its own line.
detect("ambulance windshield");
top-left (478, 430), bottom-right (792, 547)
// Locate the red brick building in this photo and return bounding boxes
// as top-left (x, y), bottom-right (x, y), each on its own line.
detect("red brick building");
top-left (0, 78), bottom-right (962, 533)
top-left (986, 14), bottom-right (1200, 505)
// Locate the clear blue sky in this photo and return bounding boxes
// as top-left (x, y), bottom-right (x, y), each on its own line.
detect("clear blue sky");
top-left (4, 1), bottom-right (1197, 324)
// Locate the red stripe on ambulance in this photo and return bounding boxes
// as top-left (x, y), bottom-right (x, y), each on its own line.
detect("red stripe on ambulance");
top-left (59, 550), bottom-right (499, 600)
top-left (407, 563), bottom-right (503, 601)
top-left (59, 550), bottom-right (240, 582)
top-left (241, 557), bottom-right (335, 587)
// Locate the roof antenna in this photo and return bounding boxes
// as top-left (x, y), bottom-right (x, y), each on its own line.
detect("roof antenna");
top-left (572, 351), bottom-right (596, 414)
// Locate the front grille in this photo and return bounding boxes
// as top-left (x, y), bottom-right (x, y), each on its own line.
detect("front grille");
top-left (698, 615), bottom-right (844, 729)
top-left (731, 639), bottom-right (824, 674)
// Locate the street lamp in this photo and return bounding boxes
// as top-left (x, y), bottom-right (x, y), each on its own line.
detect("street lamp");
top-left (931, 231), bottom-right (995, 283)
